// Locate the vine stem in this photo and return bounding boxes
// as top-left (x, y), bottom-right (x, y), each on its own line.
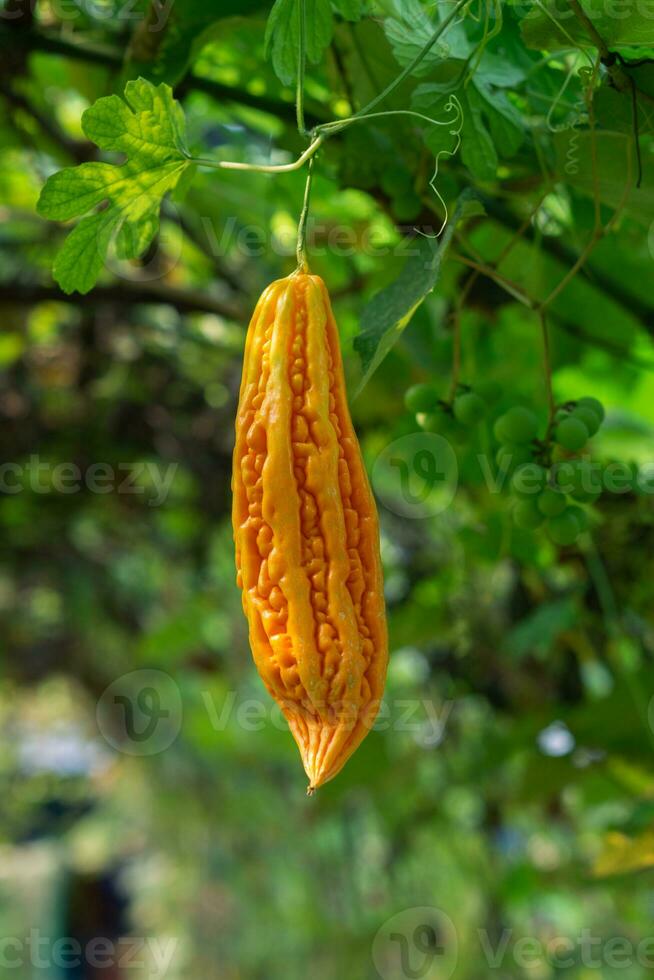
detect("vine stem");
top-left (197, 0), bottom-right (470, 173)
top-left (539, 308), bottom-right (556, 425)
top-left (449, 252), bottom-right (534, 307)
top-left (296, 0), bottom-right (308, 136)
top-left (537, 57), bottom-right (633, 312)
top-left (448, 305), bottom-right (462, 403)
top-left (447, 268), bottom-right (478, 403)
top-left (296, 153), bottom-right (316, 272)
top-left (447, 186), bottom-right (552, 403)
top-left (344, 0), bottom-right (470, 123)
top-left (316, 0), bottom-right (471, 139)
top-left (196, 0), bottom-right (471, 269)
top-left (194, 135), bottom-right (323, 173)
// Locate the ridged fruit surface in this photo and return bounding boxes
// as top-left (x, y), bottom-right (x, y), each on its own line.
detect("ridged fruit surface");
top-left (232, 272), bottom-right (388, 791)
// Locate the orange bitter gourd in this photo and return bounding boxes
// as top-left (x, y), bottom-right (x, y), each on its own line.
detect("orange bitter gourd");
top-left (232, 272), bottom-right (388, 791)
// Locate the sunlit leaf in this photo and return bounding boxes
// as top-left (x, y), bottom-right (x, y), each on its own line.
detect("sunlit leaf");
top-left (37, 79), bottom-right (191, 294)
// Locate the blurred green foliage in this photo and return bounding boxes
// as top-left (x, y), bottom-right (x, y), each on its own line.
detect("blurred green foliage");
top-left (1, 0), bottom-right (654, 977)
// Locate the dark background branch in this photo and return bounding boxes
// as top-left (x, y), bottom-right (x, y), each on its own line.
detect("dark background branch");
top-left (0, 281), bottom-right (246, 320)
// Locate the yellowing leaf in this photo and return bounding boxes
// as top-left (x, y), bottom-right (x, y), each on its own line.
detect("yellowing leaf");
top-left (594, 830), bottom-right (654, 877)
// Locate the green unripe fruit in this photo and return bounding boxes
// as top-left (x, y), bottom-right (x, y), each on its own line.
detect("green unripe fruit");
top-left (441, 417), bottom-right (468, 445)
top-left (417, 411), bottom-right (440, 432)
top-left (577, 396), bottom-right (605, 422)
top-left (419, 410), bottom-right (466, 444)
top-left (476, 380), bottom-right (502, 405)
top-left (547, 508), bottom-right (582, 546)
top-left (571, 405), bottom-right (601, 437)
top-left (567, 459), bottom-right (602, 502)
top-left (511, 463), bottom-right (548, 498)
top-left (555, 416), bottom-right (589, 451)
top-left (496, 444), bottom-right (533, 472)
top-left (553, 460), bottom-right (576, 493)
top-left (405, 383), bottom-right (439, 414)
top-left (513, 499), bottom-right (545, 530)
top-left (453, 391), bottom-right (486, 426)
top-left (537, 487), bottom-right (567, 517)
top-left (494, 406), bottom-right (539, 445)
top-left (566, 505), bottom-right (589, 532)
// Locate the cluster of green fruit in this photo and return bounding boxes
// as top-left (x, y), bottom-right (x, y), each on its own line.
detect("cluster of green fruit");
top-left (509, 463), bottom-right (593, 544)
top-left (405, 380), bottom-right (502, 440)
top-left (493, 397), bottom-right (604, 453)
top-left (404, 381), bottom-right (608, 546)
top-left (493, 397), bottom-right (606, 545)
top-left (554, 397), bottom-right (605, 450)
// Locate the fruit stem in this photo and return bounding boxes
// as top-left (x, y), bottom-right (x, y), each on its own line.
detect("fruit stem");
top-left (296, 153), bottom-right (316, 272)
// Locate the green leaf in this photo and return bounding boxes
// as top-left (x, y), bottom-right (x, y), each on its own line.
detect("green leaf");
top-left (553, 128), bottom-right (654, 226)
top-left (37, 78), bottom-right (191, 295)
top-left (459, 88), bottom-right (498, 182)
top-left (354, 191), bottom-right (484, 390)
top-left (122, 0), bottom-right (267, 85)
top-left (475, 50), bottom-right (526, 88)
top-left (618, 46), bottom-right (654, 62)
top-left (265, 0), bottom-right (333, 85)
top-left (412, 64), bottom-right (466, 102)
top-left (415, 78), bottom-right (523, 176)
top-left (331, 0), bottom-right (365, 20)
top-left (505, 598), bottom-right (577, 659)
top-left (519, 0), bottom-right (654, 50)
top-left (384, 0), bottom-right (471, 76)
top-left (336, 17), bottom-right (414, 110)
top-left (473, 80), bottom-right (525, 157)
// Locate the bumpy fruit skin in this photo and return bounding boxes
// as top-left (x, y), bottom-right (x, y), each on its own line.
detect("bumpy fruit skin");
top-left (232, 273), bottom-right (388, 792)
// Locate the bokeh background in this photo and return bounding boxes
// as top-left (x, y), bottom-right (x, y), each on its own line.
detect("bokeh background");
top-left (2, 0), bottom-right (654, 977)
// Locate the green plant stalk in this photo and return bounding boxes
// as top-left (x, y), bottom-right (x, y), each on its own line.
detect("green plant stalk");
top-left (195, 136), bottom-right (323, 173)
top-left (332, 0), bottom-right (470, 127)
top-left (198, 0), bottom-right (471, 276)
top-left (296, 152), bottom-right (316, 272)
top-left (539, 308), bottom-right (556, 425)
top-left (200, 0), bottom-right (470, 172)
top-left (297, 0), bottom-right (308, 136)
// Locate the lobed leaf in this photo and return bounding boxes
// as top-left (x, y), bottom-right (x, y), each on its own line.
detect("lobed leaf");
top-left (384, 0), bottom-right (471, 76)
top-left (37, 78), bottom-right (191, 295)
